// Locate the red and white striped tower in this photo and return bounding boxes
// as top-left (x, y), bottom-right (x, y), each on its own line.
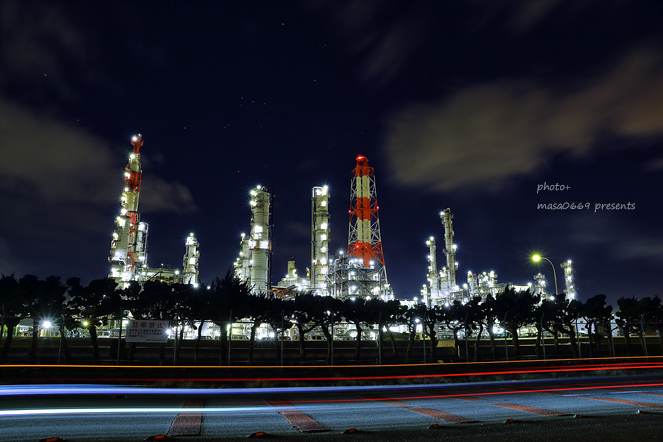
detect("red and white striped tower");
top-left (109, 134), bottom-right (144, 284)
top-left (347, 156), bottom-right (385, 268)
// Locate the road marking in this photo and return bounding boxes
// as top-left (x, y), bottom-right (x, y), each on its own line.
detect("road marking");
top-left (266, 399), bottom-right (329, 432)
top-left (490, 403), bottom-right (566, 416)
top-left (582, 397), bottom-right (663, 409)
top-left (367, 396), bottom-right (474, 423)
top-left (167, 399), bottom-right (204, 436)
top-left (400, 406), bottom-right (475, 423)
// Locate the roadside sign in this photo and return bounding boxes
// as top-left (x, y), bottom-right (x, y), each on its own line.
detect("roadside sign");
top-left (126, 320), bottom-right (169, 343)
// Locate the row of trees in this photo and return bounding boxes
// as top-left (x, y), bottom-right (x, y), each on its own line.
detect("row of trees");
top-left (1, 271), bottom-right (662, 364)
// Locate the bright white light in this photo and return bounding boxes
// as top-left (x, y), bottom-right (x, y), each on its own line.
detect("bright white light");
top-left (42, 321), bottom-right (52, 328)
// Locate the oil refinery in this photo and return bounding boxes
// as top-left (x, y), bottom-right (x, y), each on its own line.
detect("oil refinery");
top-left (420, 208), bottom-right (577, 306)
top-left (108, 135), bottom-right (200, 287)
top-left (233, 156), bottom-right (393, 300)
top-left (108, 135), bottom-right (575, 302)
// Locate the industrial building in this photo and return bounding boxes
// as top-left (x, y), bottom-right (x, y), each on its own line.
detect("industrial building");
top-left (233, 185), bottom-right (274, 295)
top-left (108, 135), bottom-right (200, 287)
top-left (234, 156), bottom-right (392, 300)
top-left (421, 208), bottom-right (577, 306)
top-left (107, 135), bottom-right (575, 305)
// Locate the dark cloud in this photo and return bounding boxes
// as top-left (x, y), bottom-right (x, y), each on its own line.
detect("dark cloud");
top-left (644, 157), bottom-right (663, 171)
top-left (0, 0), bottom-right (88, 102)
top-left (0, 99), bottom-right (196, 212)
top-left (571, 215), bottom-right (663, 263)
top-left (384, 47), bottom-right (663, 191)
top-left (466, 0), bottom-right (598, 34)
top-left (309, 0), bottom-right (434, 86)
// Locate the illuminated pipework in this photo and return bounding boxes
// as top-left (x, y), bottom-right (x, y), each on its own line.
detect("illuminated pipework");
top-left (275, 258), bottom-right (310, 292)
top-left (440, 208), bottom-right (457, 299)
top-left (467, 271), bottom-right (478, 293)
top-left (109, 134), bottom-right (143, 284)
top-left (248, 185), bottom-right (273, 294)
top-left (561, 260), bottom-right (576, 299)
top-left (234, 233), bottom-right (251, 282)
top-left (182, 233), bottom-right (200, 286)
top-left (478, 271), bottom-right (498, 296)
top-left (311, 185), bottom-right (330, 295)
top-left (135, 222), bottom-right (149, 274)
top-left (533, 272), bottom-right (547, 296)
top-left (424, 237), bottom-right (440, 304)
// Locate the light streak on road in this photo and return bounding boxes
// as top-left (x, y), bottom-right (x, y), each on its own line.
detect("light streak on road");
top-left (0, 407), bottom-right (264, 417)
top-left (3, 360), bottom-right (663, 384)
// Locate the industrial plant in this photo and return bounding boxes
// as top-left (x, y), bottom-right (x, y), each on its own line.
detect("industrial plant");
top-left (420, 208), bottom-right (577, 306)
top-left (108, 135), bottom-right (576, 304)
top-left (108, 135), bottom-right (200, 287)
top-left (233, 156), bottom-right (393, 301)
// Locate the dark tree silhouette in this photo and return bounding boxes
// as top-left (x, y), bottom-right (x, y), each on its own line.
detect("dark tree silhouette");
top-left (493, 287), bottom-right (540, 359)
top-left (615, 296), bottom-right (642, 356)
top-left (581, 294), bottom-right (613, 357)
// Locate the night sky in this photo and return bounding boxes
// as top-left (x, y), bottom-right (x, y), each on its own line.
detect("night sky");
top-left (1, 0), bottom-right (662, 307)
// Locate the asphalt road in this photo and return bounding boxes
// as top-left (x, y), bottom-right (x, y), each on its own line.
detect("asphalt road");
top-left (1, 376), bottom-right (663, 441)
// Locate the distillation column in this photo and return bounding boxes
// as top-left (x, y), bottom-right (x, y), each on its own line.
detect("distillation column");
top-left (533, 273), bottom-right (547, 296)
top-left (248, 185), bottom-right (273, 294)
top-left (561, 260), bottom-right (576, 299)
top-left (182, 233), bottom-right (200, 286)
top-left (425, 237), bottom-right (441, 305)
top-left (234, 233), bottom-right (250, 282)
top-left (440, 208), bottom-right (457, 301)
top-left (311, 185), bottom-right (330, 295)
top-left (109, 134), bottom-right (144, 284)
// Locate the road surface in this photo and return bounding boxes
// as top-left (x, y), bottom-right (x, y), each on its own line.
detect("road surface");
top-left (2, 374), bottom-right (663, 441)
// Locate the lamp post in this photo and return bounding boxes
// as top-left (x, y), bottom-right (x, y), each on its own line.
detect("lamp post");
top-left (532, 254), bottom-right (558, 297)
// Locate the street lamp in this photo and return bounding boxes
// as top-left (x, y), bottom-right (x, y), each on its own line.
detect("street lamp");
top-left (532, 254), bottom-right (558, 298)
top-left (42, 320), bottom-right (52, 338)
